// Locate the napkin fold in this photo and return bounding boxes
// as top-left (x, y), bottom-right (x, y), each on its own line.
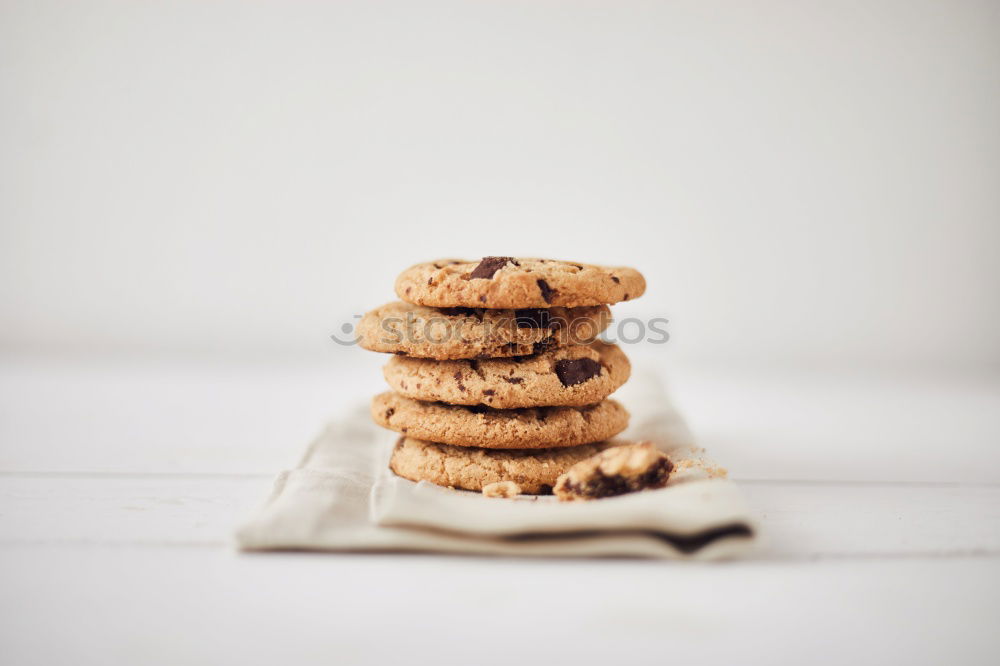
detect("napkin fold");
top-left (236, 372), bottom-right (757, 559)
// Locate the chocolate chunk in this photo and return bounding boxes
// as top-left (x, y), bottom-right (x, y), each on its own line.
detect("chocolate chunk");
top-left (482, 389), bottom-right (495, 396)
top-left (502, 377), bottom-right (524, 384)
top-left (639, 457), bottom-right (674, 487)
top-left (554, 358), bottom-right (602, 387)
top-left (564, 475), bottom-right (629, 499)
top-left (565, 457), bottom-right (673, 499)
top-left (611, 276), bottom-right (620, 284)
top-left (536, 279), bottom-right (555, 303)
top-left (470, 256), bottom-right (517, 279)
top-left (384, 408), bottom-right (395, 419)
top-left (515, 308), bottom-right (551, 328)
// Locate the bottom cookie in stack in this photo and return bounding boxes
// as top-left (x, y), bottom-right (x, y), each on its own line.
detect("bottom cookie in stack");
top-left (389, 436), bottom-right (615, 495)
top-left (388, 437), bottom-right (675, 500)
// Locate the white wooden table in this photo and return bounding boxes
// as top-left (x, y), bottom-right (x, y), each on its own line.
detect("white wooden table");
top-left (2, 352), bottom-right (998, 665)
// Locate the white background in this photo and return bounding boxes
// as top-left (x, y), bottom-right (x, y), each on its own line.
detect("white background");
top-left (2, 2), bottom-right (999, 665)
top-left (2, 0), bottom-right (999, 371)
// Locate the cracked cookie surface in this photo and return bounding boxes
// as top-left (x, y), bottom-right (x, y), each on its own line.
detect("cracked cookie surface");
top-left (383, 341), bottom-right (630, 408)
top-left (389, 436), bottom-right (614, 494)
top-left (371, 392), bottom-right (629, 449)
top-left (554, 442), bottom-right (673, 501)
top-left (357, 301), bottom-right (611, 360)
top-left (395, 257), bottom-right (645, 309)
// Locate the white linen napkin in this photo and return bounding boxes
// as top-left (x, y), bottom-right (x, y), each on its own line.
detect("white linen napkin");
top-left (236, 371), bottom-right (757, 559)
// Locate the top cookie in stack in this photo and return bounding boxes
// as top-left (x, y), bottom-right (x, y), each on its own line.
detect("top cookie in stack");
top-left (394, 256), bottom-right (645, 308)
top-left (360, 257), bottom-right (651, 497)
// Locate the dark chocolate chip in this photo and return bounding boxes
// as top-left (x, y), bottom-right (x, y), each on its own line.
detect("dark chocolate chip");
top-left (482, 389), bottom-right (495, 396)
top-left (567, 456), bottom-right (673, 499)
top-left (623, 293), bottom-right (629, 300)
top-left (536, 279), bottom-right (555, 303)
top-left (575, 473), bottom-right (631, 498)
top-left (470, 256), bottom-right (517, 279)
top-left (611, 276), bottom-right (620, 284)
top-left (384, 408), bottom-right (395, 419)
top-left (554, 358), bottom-right (602, 387)
top-left (515, 308), bottom-right (551, 328)
top-left (639, 457), bottom-right (674, 488)
top-left (502, 377), bottom-right (524, 384)
top-left (453, 371), bottom-right (463, 380)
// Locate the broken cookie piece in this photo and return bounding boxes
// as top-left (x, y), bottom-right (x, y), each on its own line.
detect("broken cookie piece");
top-left (553, 441), bottom-right (672, 501)
top-left (482, 481), bottom-right (522, 498)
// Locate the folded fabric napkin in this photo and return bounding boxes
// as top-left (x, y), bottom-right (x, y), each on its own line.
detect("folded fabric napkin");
top-left (236, 371), bottom-right (757, 559)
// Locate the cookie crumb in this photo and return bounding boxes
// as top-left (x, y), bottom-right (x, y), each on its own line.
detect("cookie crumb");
top-left (554, 441), bottom-right (672, 502)
top-left (482, 481), bottom-right (522, 498)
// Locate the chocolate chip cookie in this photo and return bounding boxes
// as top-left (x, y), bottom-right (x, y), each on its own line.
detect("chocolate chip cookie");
top-left (553, 442), bottom-right (673, 501)
top-left (357, 301), bottom-right (612, 360)
top-left (382, 341), bottom-right (630, 408)
top-left (389, 436), bottom-right (614, 494)
top-left (395, 257), bottom-right (645, 309)
top-left (371, 392), bottom-right (629, 449)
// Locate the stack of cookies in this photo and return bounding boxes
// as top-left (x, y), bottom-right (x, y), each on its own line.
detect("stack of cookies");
top-left (359, 257), bottom-right (673, 500)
